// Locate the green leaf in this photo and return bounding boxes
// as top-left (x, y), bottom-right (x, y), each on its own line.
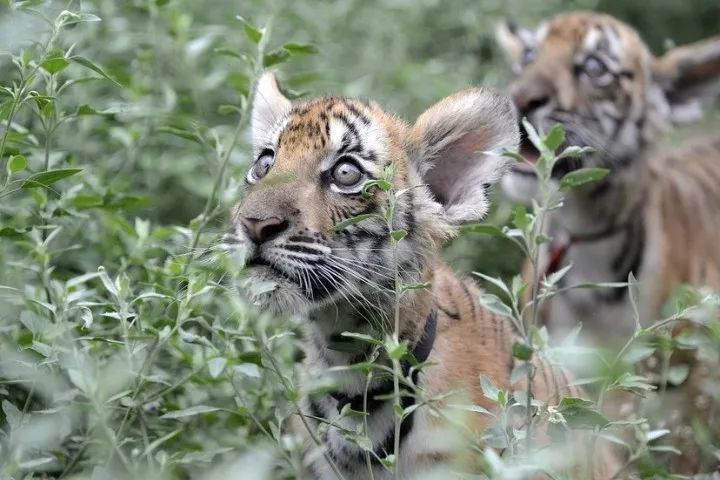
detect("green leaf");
top-left (480, 375), bottom-right (501, 403)
top-left (512, 206), bottom-right (530, 230)
top-left (157, 126), bottom-right (203, 144)
top-left (263, 48), bottom-right (291, 67)
top-left (511, 341), bottom-right (533, 361)
top-left (234, 363), bottom-right (261, 378)
top-left (545, 263), bottom-right (572, 286)
top-left (646, 429), bottom-right (671, 442)
top-left (2, 400), bottom-right (22, 430)
top-left (385, 338), bottom-right (407, 360)
top-left (557, 397), bottom-right (609, 429)
top-left (474, 272), bottom-right (511, 297)
top-left (282, 43), bottom-right (319, 55)
top-left (161, 405), bottom-right (221, 419)
top-left (236, 16), bottom-right (263, 44)
top-left (390, 229), bottom-right (407, 243)
top-left (22, 168), bottom-right (82, 188)
top-left (208, 357), bottom-right (227, 379)
top-left (217, 104), bottom-right (242, 115)
top-left (70, 56), bottom-right (122, 87)
top-left (0, 227), bottom-right (29, 238)
top-left (71, 194), bottom-right (104, 208)
top-left (460, 223), bottom-right (505, 237)
top-left (74, 104), bottom-right (111, 116)
top-left (381, 454), bottom-right (396, 468)
top-left (449, 403), bottom-right (493, 415)
top-left (8, 155), bottom-right (26, 173)
top-left (344, 433), bottom-right (373, 451)
top-left (362, 179), bottom-right (392, 196)
top-left (332, 213), bottom-right (378, 232)
top-left (544, 124), bottom-right (565, 151)
top-left (610, 373), bottom-right (656, 394)
top-left (479, 293), bottom-right (513, 318)
top-left (340, 332), bottom-right (382, 345)
top-left (557, 145), bottom-right (594, 159)
top-left (41, 49), bottom-right (69, 74)
top-left (500, 148), bottom-right (526, 163)
top-left (628, 271), bottom-right (640, 332)
top-left (559, 168), bottom-right (610, 191)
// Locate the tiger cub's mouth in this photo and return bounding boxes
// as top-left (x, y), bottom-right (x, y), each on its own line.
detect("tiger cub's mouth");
top-left (512, 122), bottom-right (540, 176)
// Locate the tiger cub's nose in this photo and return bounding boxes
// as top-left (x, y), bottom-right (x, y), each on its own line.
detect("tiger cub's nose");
top-left (239, 216), bottom-right (289, 245)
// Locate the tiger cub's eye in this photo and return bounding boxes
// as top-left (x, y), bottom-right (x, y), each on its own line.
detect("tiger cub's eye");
top-left (583, 55), bottom-right (608, 78)
top-left (331, 159), bottom-right (363, 187)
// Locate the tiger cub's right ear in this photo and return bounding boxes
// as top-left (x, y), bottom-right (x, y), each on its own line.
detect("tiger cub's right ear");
top-left (252, 71), bottom-right (292, 147)
top-left (410, 88), bottom-right (519, 224)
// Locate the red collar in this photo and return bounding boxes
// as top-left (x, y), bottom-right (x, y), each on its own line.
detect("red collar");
top-left (543, 221), bottom-right (636, 278)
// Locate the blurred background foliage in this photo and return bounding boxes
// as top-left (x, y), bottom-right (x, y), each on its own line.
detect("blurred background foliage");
top-left (0, 0), bottom-right (718, 478)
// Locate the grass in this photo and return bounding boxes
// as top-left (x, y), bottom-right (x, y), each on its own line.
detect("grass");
top-left (1, 1), bottom-right (719, 479)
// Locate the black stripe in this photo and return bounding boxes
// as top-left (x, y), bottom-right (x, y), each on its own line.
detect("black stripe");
top-left (343, 100), bottom-right (371, 125)
top-left (333, 112), bottom-right (361, 145)
top-left (438, 303), bottom-right (460, 320)
top-left (309, 399), bottom-right (325, 419)
top-left (460, 280), bottom-right (477, 322)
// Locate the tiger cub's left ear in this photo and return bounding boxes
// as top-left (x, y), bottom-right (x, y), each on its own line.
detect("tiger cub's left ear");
top-left (653, 36), bottom-right (720, 124)
top-left (252, 71), bottom-right (292, 147)
top-left (410, 88), bottom-right (519, 224)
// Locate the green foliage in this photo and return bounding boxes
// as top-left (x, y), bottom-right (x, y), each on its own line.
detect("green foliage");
top-left (1, 1), bottom-right (719, 479)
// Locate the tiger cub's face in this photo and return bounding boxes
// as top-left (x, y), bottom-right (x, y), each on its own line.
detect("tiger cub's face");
top-left (496, 11), bottom-right (720, 200)
top-left (229, 73), bottom-right (518, 313)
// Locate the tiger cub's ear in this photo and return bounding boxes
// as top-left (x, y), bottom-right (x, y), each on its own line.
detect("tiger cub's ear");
top-left (495, 20), bottom-right (538, 74)
top-left (654, 36), bottom-right (720, 124)
top-left (252, 71), bottom-right (292, 147)
top-left (410, 88), bottom-right (519, 224)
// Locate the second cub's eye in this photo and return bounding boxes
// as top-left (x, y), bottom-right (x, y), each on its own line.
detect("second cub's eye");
top-left (331, 159), bottom-right (363, 187)
top-left (583, 55), bottom-right (608, 78)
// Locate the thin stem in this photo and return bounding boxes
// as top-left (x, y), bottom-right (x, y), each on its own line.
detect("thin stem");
top-left (363, 369), bottom-right (376, 480)
top-left (181, 120), bottom-right (243, 275)
top-left (387, 190), bottom-right (403, 480)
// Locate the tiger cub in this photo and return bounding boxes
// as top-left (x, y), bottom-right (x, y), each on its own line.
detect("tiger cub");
top-left (229, 72), bottom-right (617, 479)
top-left (496, 11), bottom-right (720, 338)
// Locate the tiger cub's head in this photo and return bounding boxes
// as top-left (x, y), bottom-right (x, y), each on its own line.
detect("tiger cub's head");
top-left (230, 73), bottom-right (518, 313)
top-left (496, 11), bottom-right (720, 200)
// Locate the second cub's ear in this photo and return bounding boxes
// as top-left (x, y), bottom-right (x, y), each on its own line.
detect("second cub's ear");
top-left (654, 36), bottom-right (720, 123)
top-left (495, 20), bottom-right (537, 73)
top-left (410, 88), bottom-right (519, 224)
top-left (252, 71), bottom-right (292, 147)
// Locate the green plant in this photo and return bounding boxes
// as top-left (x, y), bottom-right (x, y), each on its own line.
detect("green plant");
top-left (1, 1), bottom-right (719, 479)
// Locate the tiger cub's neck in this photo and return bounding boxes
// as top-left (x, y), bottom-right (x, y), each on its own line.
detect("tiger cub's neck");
top-left (557, 162), bottom-right (646, 237)
top-left (306, 287), bottom-right (434, 369)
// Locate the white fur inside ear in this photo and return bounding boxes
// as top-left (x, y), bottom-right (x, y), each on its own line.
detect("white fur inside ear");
top-left (252, 72), bottom-right (291, 147)
top-left (413, 88), bottom-right (519, 224)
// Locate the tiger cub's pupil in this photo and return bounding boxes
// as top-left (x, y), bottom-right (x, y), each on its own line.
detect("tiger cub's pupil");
top-left (332, 159), bottom-right (363, 186)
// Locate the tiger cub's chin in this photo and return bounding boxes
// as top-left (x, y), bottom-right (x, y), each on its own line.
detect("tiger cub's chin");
top-left (239, 265), bottom-right (311, 314)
